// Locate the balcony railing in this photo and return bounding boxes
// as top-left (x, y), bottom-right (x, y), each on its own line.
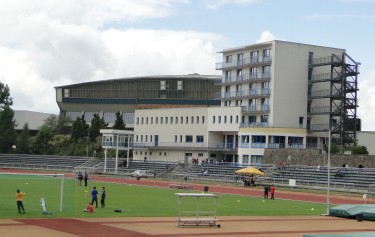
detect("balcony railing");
top-left (251, 143), bottom-right (266, 148)
top-left (131, 142), bottom-right (238, 150)
top-left (220, 73), bottom-right (271, 85)
top-left (240, 122), bottom-right (271, 128)
top-left (216, 56), bottom-right (272, 70)
top-left (237, 143), bottom-right (318, 149)
top-left (241, 104), bottom-right (270, 113)
top-left (219, 88), bottom-right (271, 99)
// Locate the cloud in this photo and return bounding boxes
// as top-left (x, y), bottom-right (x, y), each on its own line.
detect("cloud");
top-left (204, 0), bottom-right (259, 10)
top-left (255, 31), bottom-right (275, 43)
top-left (358, 68), bottom-right (375, 131)
top-left (0, 0), bottom-right (222, 114)
top-left (0, 0), bottom-right (188, 30)
top-left (102, 29), bottom-right (221, 78)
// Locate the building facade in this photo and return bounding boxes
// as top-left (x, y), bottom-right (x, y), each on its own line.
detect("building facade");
top-left (132, 40), bottom-right (361, 164)
top-left (55, 74), bottom-right (221, 126)
top-left (55, 40), bottom-right (363, 164)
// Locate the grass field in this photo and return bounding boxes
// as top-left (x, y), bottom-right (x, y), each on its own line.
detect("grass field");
top-left (0, 173), bottom-right (326, 219)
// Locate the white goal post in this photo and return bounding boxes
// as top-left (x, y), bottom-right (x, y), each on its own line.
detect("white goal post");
top-left (0, 172), bottom-right (65, 211)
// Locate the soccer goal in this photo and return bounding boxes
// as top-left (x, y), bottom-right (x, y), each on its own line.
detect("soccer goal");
top-left (0, 172), bottom-right (65, 212)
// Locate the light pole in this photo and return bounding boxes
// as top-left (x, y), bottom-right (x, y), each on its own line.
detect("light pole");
top-left (326, 130), bottom-right (331, 215)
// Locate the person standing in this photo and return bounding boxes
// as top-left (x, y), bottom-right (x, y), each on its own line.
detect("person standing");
top-left (84, 172), bottom-right (89, 187)
top-left (270, 185), bottom-right (276, 200)
top-left (91, 187), bottom-right (98, 208)
top-left (264, 185), bottom-right (269, 199)
top-left (100, 187), bottom-right (106, 208)
top-left (16, 189), bottom-right (26, 214)
top-left (78, 171), bottom-right (83, 186)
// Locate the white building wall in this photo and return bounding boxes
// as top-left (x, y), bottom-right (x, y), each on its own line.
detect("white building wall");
top-left (271, 41), bottom-right (345, 128)
top-left (357, 131), bottom-right (375, 155)
top-left (134, 107), bottom-right (210, 162)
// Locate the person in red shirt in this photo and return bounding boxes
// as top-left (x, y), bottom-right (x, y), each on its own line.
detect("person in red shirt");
top-left (270, 185), bottom-right (276, 200)
top-left (83, 203), bottom-right (94, 212)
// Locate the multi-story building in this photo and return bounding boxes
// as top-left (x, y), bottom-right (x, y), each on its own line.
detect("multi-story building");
top-left (55, 40), bottom-right (361, 164)
top-left (132, 40), bottom-right (361, 164)
top-left (216, 40), bottom-right (360, 163)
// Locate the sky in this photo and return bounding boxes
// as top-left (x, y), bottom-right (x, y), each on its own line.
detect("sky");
top-left (1, 0), bottom-right (375, 130)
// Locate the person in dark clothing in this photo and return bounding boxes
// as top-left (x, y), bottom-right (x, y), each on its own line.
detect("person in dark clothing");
top-left (77, 171), bottom-right (83, 186)
top-left (100, 187), bottom-right (106, 208)
top-left (264, 186), bottom-right (269, 199)
top-left (84, 172), bottom-right (89, 187)
top-left (91, 187), bottom-right (98, 208)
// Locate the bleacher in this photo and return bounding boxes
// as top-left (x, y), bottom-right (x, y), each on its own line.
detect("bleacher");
top-left (95, 159), bottom-right (177, 177)
top-left (174, 163), bottom-right (273, 183)
top-left (0, 154), bottom-right (90, 171)
top-left (263, 165), bottom-right (375, 193)
top-left (3, 152), bottom-right (374, 194)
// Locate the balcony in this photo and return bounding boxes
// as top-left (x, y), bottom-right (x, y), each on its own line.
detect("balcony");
top-left (131, 142), bottom-right (238, 151)
top-left (251, 143), bottom-right (266, 148)
top-left (216, 56), bottom-right (272, 70)
top-left (219, 88), bottom-right (271, 100)
top-left (241, 104), bottom-right (270, 114)
top-left (220, 73), bottom-right (271, 86)
top-left (268, 143), bottom-right (305, 149)
top-left (240, 122), bottom-right (271, 128)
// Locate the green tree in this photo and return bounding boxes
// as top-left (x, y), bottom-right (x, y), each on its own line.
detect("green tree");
top-left (17, 123), bottom-right (30, 154)
top-left (113, 111), bottom-right (126, 130)
top-left (351, 145), bottom-right (369, 155)
top-left (31, 125), bottom-right (54, 154)
top-left (71, 115), bottom-right (89, 142)
top-left (0, 82), bottom-right (13, 109)
top-left (56, 115), bottom-right (72, 135)
top-left (0, 105), bottom-right (17, 153)
top-left (89, 113), bottom-right (108, 142)
top-left (43, 115), bottom-right (59, 133)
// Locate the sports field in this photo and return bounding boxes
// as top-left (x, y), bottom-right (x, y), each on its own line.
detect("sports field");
top-left (1, 169), bottom-right (375, 237)
top-left (1, 171), bottom-right (326, 218)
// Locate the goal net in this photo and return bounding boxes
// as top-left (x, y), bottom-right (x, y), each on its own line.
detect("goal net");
top-left (0, 172), bottom-right (66, 214)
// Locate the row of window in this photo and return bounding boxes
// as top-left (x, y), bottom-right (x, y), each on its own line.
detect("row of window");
top-left (136, 114), bottom-right (270, 126)
top-left (225, 49), bottom-right (271, 63)
top-left (212, 115), bottom-right (239, 124)
top-left (136, 115), bottom-right (205, 125)
top-left (135, 135), bottom-right (204, 143)
top-left (134, 151), bottom-right (168, 156)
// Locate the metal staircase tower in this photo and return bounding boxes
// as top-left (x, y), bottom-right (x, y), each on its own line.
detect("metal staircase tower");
top-left (308, 52), bottom-right (360, 146)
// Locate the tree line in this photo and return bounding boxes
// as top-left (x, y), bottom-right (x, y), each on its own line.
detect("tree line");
top-left (0, 82), bottom-right (126, 156)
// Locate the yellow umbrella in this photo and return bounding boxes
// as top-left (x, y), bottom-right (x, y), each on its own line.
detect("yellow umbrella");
top-left (235, 167), bottom-right (265, 176)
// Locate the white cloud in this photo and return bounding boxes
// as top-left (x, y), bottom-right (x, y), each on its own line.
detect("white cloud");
top-left (255, 31), bottom-right (275, 43)
top-left (204, 0), bottom-right (259, 10)
top-left (358, 68), bottom-right (375, 131)
top-left (0, 0), bottom-right (222, 114)
top-left (102, 29), bottom-right (220, 78)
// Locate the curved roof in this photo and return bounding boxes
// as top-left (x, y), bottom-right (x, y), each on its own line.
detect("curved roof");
top-left (55, 74), bottom-right (221, 89)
